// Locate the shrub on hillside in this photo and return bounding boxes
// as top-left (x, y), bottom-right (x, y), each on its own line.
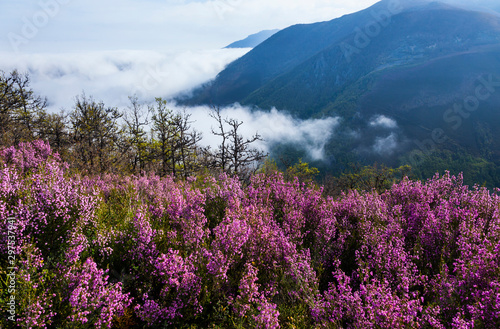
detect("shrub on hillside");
top-left (1, 141), bottom-right (499, 328)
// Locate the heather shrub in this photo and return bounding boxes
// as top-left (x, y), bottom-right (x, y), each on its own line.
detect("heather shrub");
top-left (1, 141), bottom-right (499, 328)
top-left (0, 142), bottom-right (131, 328)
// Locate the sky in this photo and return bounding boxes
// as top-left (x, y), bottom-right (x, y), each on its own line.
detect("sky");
top-left (1, 0), bottom-right (379, 53)
top-left (1, 0), bottom-right (498, 104)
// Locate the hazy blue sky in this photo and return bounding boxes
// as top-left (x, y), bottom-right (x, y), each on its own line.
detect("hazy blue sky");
top-left (1, 0), bottom-right (379, 53)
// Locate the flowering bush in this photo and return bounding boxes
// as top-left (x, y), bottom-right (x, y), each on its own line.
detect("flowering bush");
top-left (1, 141), bottom-right (499, 328)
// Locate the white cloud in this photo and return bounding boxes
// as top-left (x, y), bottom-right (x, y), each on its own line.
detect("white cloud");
top-left (0, 49), bottom-right (339, 160)
top-left (373, 133), bottom-right (398, 155)
top-left (0, 48), bottom-right (249, 111)
top-left (369, 115), bottom-right (398, 129)
top-left (0, 0), bottom-right (379, 53)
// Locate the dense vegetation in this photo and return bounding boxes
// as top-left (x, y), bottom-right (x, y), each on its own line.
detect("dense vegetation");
top-left (1, 140), bottom-right (499, 328)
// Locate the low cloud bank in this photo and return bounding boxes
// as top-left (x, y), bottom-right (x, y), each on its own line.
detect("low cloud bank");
top-left (166, 104), bottom-right (340, 161)
top-left (0, 50), bottom-right (339, 161)
top-left (0, 48), bottom-right (249, 111)
top-left (373, 133), bottom-right (398, 155)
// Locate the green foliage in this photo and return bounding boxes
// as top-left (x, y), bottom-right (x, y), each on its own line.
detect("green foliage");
top-left (411, 149), bottom-right (500, 189)
top-left (285, 159), bottom-right (320, 183)
top-left (323, 163), bottom-right (413, 197)
top-left (278, 303), bottom-right (317, 329)
top-left (258, 158), bottom-right (280, 176)
top-left (204, 196), bottom-right (228, 231)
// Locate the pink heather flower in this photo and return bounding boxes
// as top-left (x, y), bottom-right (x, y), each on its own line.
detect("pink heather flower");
top-left (65, 258), bottom-right (132, 328)
top-left (3, 141), bottom-right (500, 328)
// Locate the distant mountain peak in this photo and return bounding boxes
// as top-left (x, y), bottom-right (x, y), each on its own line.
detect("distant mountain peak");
top-left (224, 29), bottom-right (280, 49)
top-left (182, 0), bottom-right (500, 110)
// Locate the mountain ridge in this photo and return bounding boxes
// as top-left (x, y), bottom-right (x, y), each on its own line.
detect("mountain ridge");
top-left (180, 0), bottom-right (500, 112)
top-left (239, 6), bottom-right (500, 117)
top-left (224, 29), bottom-right (280, 49)
top-left (178, 0), bottom-right (500, 185)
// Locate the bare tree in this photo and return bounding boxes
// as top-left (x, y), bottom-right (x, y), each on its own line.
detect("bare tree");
top-left (172, 109), bottom-right (203, 179)
top-left (209, 106), bottom-right (229, 172)
top-left (210, 106), bottom-right (267, 179)
top-left (226, 118), bottom-right (267, 177)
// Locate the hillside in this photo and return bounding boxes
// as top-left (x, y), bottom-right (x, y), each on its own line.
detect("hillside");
top-left (179, 0), bottom-right (500, 186)
top-left (183, 1), bottom-right (500, 115)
